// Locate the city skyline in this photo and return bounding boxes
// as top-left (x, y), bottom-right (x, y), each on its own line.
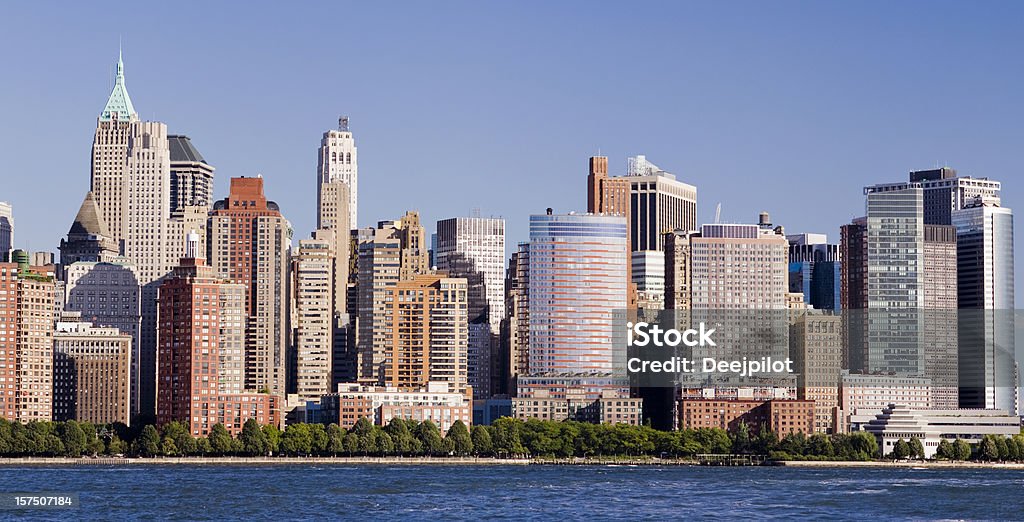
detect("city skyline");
top-left (1, 2), bottom-right (1022, 306)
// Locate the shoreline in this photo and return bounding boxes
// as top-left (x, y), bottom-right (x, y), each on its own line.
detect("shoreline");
top-left (0, 457), bottom-right (1021, 468)
top-left (773, 460), bottom-right (1024, 469)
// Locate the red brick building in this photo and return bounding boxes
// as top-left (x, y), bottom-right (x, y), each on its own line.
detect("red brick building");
top-left (157, 254), bottom-right (278, 436)
top-left (678, 399), bottom-right (815, 436)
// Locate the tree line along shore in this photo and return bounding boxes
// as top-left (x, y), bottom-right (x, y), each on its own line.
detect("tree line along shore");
top-left (1, 418), bottom-right (1023, 464)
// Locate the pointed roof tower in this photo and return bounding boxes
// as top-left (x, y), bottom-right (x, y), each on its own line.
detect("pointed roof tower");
top-left (61, 192), bottom-right (118, 265)
top-left (68, 191), bottom-right (113, 239)
top-left (100, 49), bottom-right (137, 122)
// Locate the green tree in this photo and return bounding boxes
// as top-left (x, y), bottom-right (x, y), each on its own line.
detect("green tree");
top-left (780, 433), bottom-right (808, 457)
top-left (417, 420), bottom-right (445, 456)
top-left (309, 424), bottom-right (329, 456)
top-left (107, 435), bottom-right (126, 456)
top-left (137, 425), bottom-right (161, 457)
top-left (491, 418), bottom-right (525, 457)
top-left (326, 424), bottom-right (345, 456)
top-left (936, 439), bottom-right (953, 460)
top-left (195, 436), bottom-right (213, 456)
top-left (848, 432), bottom-right (879, 459)
top-left (239, 419), bottom-right (268, 456)
top-left (161, 421), bottom-right (197, 455)
top-left (58, 421), bottom-right (87, 457)
top-left (445, 421), bottom-right (473, 457)
top-left (470, 425), bottom-right (493, 456)
top-left (995, 437), bottom-right (1010, 461)
top-left (807, 433), bottom-right (835, 458)
top-left (280, 423), bottom-right (313, 456)
top-left (385, 418), bottom-right (416, 455)
top-left (891, 438), bottom-right (910, 460)
top-left (342, 432), bottom-right (358, 456)
top-left (732, 421), bottom-right (751, 454)
top-left (262, 425), bottom-right (282, 455)
top-left (378, 431), bottom-right (395, 456)
top-left (1003, 436), bottom-right (1019, 460)
top-left (208, 424), bottom-right (235, 456)
top-left (909, 437), bottom-right (925, 460)
top-left (161, 436), bottom-right (179, 456)
top-left (954, 439), bottom-right (972, 461)
top-left (980, 435), bottom-right (999, 461)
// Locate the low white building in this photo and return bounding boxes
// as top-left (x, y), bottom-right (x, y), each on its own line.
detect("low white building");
top-left (861, 404), bottom-right (1020, 458)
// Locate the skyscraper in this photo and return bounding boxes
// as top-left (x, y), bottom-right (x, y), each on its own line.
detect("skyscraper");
top-left (355, 212), bottom-right (430, 384)
top-left (168, 135), bottom-right (215, 217)
top-left (52, 312), bottom-right (132, 425)
top-left (380, 274), bottom-right (469, 396)
top-left (63, 258), bottom-right (141, 415)
top-left (953, 196), bottom-right (1016, 413)
top-left (502, 243), bottom-right (530, 395)
top-left (624, 155), bottom-right (697, 252)
top-left (157, 249), bottom-right (278, 436)
top-left (208, 177), bottom-right (291, 396)
top-left (317, 117), bottom-right (358, 230)
top-left (88, 53), bottom-right (175, 415)
top-left (0, 251), bottom-right (57, 422)
top-left (787, 233), bottom-right (841, 311)
top-left (290, 237), bottom-right (335, 400)
top-left (434, 216), bottom-right (506, 332)
top-left (435, 216), bottom-right (505, 398)
top-left (522, 212), bottom-right (628, 386)
top-left (689, 223), bottom-right (790, 364)
top-left (923, 224), bottom-right (959, 409)
top-left (863, 185), bottom-right (925, 375)
top-left (790, 311), bottom-right (842, 433)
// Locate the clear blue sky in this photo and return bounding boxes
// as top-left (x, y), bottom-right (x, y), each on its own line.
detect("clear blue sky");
top-left (1, 1), bottom-right (1021, 304)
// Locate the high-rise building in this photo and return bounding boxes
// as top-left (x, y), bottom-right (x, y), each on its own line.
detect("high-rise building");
top-left (0, 202), bottom-right (12, 260)
top-left (434, 216), bottom-right (506, 331)
top-left (790, 312), bottom-right (842, 433)
top-left (354, 212), bottom-right (430, 384)
top-left (63, 258), bottom-right (141, 415)
top-left (953, 196), bottom-right (1016, 413)
top-left (290, 237), bottom-right (335, 400)
top-left (502, 243), bottom-right (530, 395)
top-left (0, 252), bottom-right (57, 422)
top-left (840, 217), bottom-right (868, 371)
top-left (908, 167), bottom-right (1001, 225)
top-left (519, 212), bottom-right (628, 399)
top-left (663, 229), bottom-right (694, 311)
top-left (208, 177), bottom-right (291, 396)
top-left (157, 249), bottom-right (279, 436)
top-left (311, 178), bottom-right (352, 389)
top-left (380, 274), bottom-right (469, 396)
top-left (316, 117), bottom-right (358, 229)
top-left (168, 135), bottom-right (215, 217)
top-left (689, 223), bottom-right (790, 364)
top-left (863, 185), bottom-right (925, 375)
top-left (624, 155), bottom-right (697, 252)
top-left (787, 233), bottom-right (841, 311)
top-left (922, 224), bottom-right (959, 409)
top-left (88, 53), bottom-right (176, 416)
top-left (435, 216), bottom-right (505, 399)
top-left (52, 312), bottom-right (131, 425)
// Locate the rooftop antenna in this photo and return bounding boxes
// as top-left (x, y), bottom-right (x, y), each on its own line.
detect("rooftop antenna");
top-left (714, 203), bottom-right (722, 224)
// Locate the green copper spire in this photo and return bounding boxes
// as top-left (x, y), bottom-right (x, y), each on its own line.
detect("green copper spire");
top-left (100, 50), bottom-right (137, 122)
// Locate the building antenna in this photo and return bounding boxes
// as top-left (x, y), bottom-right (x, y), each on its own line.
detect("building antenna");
top-left (714, 203), bottom-right (722, 224)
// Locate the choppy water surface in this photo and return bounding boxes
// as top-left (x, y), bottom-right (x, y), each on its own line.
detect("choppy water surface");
top-left (1, 465), bottom-right (1021, 520)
